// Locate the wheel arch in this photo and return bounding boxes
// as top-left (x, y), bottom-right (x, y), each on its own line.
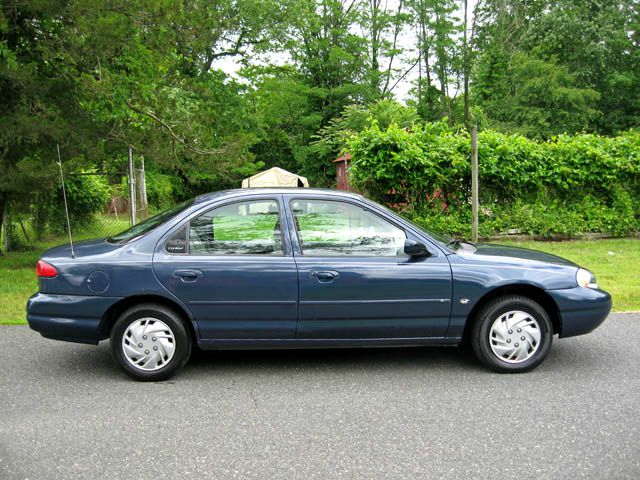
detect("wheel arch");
top-left (461, 284), bottom-right (562, 344)
top-left (99, 294), bottom-right (198, 343)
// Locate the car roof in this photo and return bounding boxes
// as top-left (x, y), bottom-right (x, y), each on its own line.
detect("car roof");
top-left (194, 188), bottom-right (364, 204)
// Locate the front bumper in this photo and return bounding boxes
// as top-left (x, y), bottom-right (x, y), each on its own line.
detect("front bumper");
top-left (27, 293), bottom-right (122, 344)
top-left (548, 287), bottom-right (612, 338)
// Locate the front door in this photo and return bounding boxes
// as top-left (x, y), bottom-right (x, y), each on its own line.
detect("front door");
top-left (286, 197), bottom-right (452, 339)
top-left (153, 196), bottom-right (298, 340)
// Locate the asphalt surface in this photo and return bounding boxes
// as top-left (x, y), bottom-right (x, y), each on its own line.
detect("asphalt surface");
top-left (1, 313), bottom-right (639, 479)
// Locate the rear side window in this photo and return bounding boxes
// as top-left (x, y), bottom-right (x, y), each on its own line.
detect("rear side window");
top-left (187, 200), bottom-right (283, 255)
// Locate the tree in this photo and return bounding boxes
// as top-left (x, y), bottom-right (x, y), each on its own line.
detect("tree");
top-left (0, 0), bottom-right (105, 249)
top-left (310, 99), bottom-right (419, 165)
top-left (250, 0), bottom-right (405, 184)
top-left (174, 0), bottom-right (290, 76)
top-left (361, 0), bottom-right (410, 97)
top-left (522, 0), bottom-right (640, 133)
top-left (407, 0), bottom-right (462, 123)
top-left (499, 54), bottom-right (600, 138)
top-left (245, 66), bottom-right (326, 175)
top-left (472, 0), bottom-right (639, 135)
top-left (0, 0), bottom-right (283, 244)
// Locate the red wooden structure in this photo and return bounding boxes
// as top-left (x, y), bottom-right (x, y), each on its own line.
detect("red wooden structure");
top-left (333, 153), bottom-right (353, 191)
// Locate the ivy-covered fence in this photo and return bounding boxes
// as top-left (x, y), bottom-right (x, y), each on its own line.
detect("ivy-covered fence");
top-left (349, 121), bottom-right (640, 238)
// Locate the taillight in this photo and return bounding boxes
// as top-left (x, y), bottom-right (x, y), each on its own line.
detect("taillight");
top-left (36, 260), bottom-right (58, 278)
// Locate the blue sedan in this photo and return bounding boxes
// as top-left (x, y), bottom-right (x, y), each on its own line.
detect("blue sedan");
top-left (27, 189), bottom-right (611, 380)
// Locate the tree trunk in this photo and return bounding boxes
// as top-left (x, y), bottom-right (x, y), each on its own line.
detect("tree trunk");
top-left (370, 0), bottom-right (381, 94)
top-left (463, 0), bottom-right (469, 128)
top-left (417, 24), bottom-right (423, 118)
top-left (0, 192), bottom-right (7, 255)
top-left (433, 11), bottom-right (447, 119)
top-left (420, 14), bottom-right (434, 118)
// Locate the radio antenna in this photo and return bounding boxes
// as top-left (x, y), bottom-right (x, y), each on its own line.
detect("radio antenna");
top-left (56, 144), bottom-right (75, 258)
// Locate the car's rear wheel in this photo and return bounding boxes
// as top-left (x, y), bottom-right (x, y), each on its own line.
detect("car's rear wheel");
top-left (471, 295), bottom-right (553, 373)
top-left (110, 303), bottom-right (191, 381)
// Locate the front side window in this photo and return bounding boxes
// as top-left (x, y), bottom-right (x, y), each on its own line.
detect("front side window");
top-left (188, 200), bottom-right (283, 255)
top-left (291, 199), bottom-right (406, 256)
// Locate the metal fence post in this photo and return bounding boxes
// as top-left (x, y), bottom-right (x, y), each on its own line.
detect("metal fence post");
top-left (128, 146), bottom-right (137, 226)
top-left (136, 154), bottom-right (149, 220)
top-left (471, 125), bottom-right (479, 243)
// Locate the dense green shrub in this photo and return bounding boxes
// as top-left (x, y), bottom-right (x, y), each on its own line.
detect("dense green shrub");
top-left (139, 172), bottom-right (186, 210)
top-left (408, 198), bottom-right (638, 239)
top-left (349, 123), bottom-right (640, 237)
top-left (119, 171), bottom-right (188, 211)
top-left (36, 171), bottom-right (111, 235)
top-left (144, 172), bottom-right (180, 210)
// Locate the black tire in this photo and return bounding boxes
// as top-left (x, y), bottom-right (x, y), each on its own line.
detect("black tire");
top-left (471, 295), bottom-right (553, 373)
top-left (110, 303), bottom-right (192, 381)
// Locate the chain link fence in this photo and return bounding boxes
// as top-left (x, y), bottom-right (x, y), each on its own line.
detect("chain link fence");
top-left (1, 166), bottom-right (149, 254)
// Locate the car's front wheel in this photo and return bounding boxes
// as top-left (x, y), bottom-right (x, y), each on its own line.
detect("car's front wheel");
top-left (471, 295), bottom-right (553, 373)
top-left (110, 303), bottom-right (192, 381)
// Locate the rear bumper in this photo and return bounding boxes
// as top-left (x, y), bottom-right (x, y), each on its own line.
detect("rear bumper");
top-left (548, 287), bottom-right (612, 338)
top-left (27, 293), bottom-right (122, 345)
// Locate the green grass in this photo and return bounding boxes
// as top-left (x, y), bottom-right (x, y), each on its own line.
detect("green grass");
top-left (0, 238), bottom-right (638, 325)
top-left (0, 251), bottom-right (39, 324)
top-left (499, 238), bottom-right (640, 312)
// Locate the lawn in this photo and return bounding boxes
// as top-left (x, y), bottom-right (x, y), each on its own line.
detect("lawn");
top-left (498, 238), bottom-right (640, 312)
top-left (0, 251), bottom-right (39, 325)
top-left (0, 238), bottom-right (638, 325)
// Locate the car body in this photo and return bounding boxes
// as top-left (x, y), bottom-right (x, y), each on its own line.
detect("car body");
top-left (27, 188), bottom-right (611, 380)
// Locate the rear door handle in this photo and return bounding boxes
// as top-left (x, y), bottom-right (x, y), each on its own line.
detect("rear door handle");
top-left (310, 270), bottom-right (340, 283)
top-left (173, 269), bottom-right (203, 282)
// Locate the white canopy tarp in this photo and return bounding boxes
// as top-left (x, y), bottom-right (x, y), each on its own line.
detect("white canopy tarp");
top-left (241, 167), bottom-right (309, 188)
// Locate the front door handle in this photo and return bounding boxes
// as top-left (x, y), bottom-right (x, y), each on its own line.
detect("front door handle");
top-left (310, 270), bottom-right (340, 283)
top-left (173, 269), bottom-right (203, 282)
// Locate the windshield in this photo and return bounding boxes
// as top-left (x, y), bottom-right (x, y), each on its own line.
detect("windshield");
top-left (107, 199), bottom-right (194, 244)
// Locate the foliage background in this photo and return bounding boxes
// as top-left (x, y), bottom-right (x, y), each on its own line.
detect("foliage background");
top-left (0, 0), bottom-right (639, 250)
top-left (350, 122), bottom-right (639, 237)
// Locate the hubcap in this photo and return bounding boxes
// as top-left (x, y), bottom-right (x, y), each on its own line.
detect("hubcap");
top-left (489, 310), bottom-right (541, 363)
top-left (122, 318), bottom-right (176, 372)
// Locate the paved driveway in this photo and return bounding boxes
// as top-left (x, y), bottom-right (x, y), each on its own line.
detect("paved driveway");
top-left (1, 313), bottom-right (639, 479)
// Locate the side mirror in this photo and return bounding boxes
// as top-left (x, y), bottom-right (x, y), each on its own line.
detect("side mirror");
top-left (404, 239), bottom-right (428, 258)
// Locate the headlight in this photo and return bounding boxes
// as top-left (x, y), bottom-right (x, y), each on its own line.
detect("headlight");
top-left (576, 268), bottom-right (598, 289)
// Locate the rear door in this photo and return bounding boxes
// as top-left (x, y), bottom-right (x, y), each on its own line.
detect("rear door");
top-left (153, 195), bottom-right (298, 340)
top-left (284, 195), bottom-right (452, 339)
